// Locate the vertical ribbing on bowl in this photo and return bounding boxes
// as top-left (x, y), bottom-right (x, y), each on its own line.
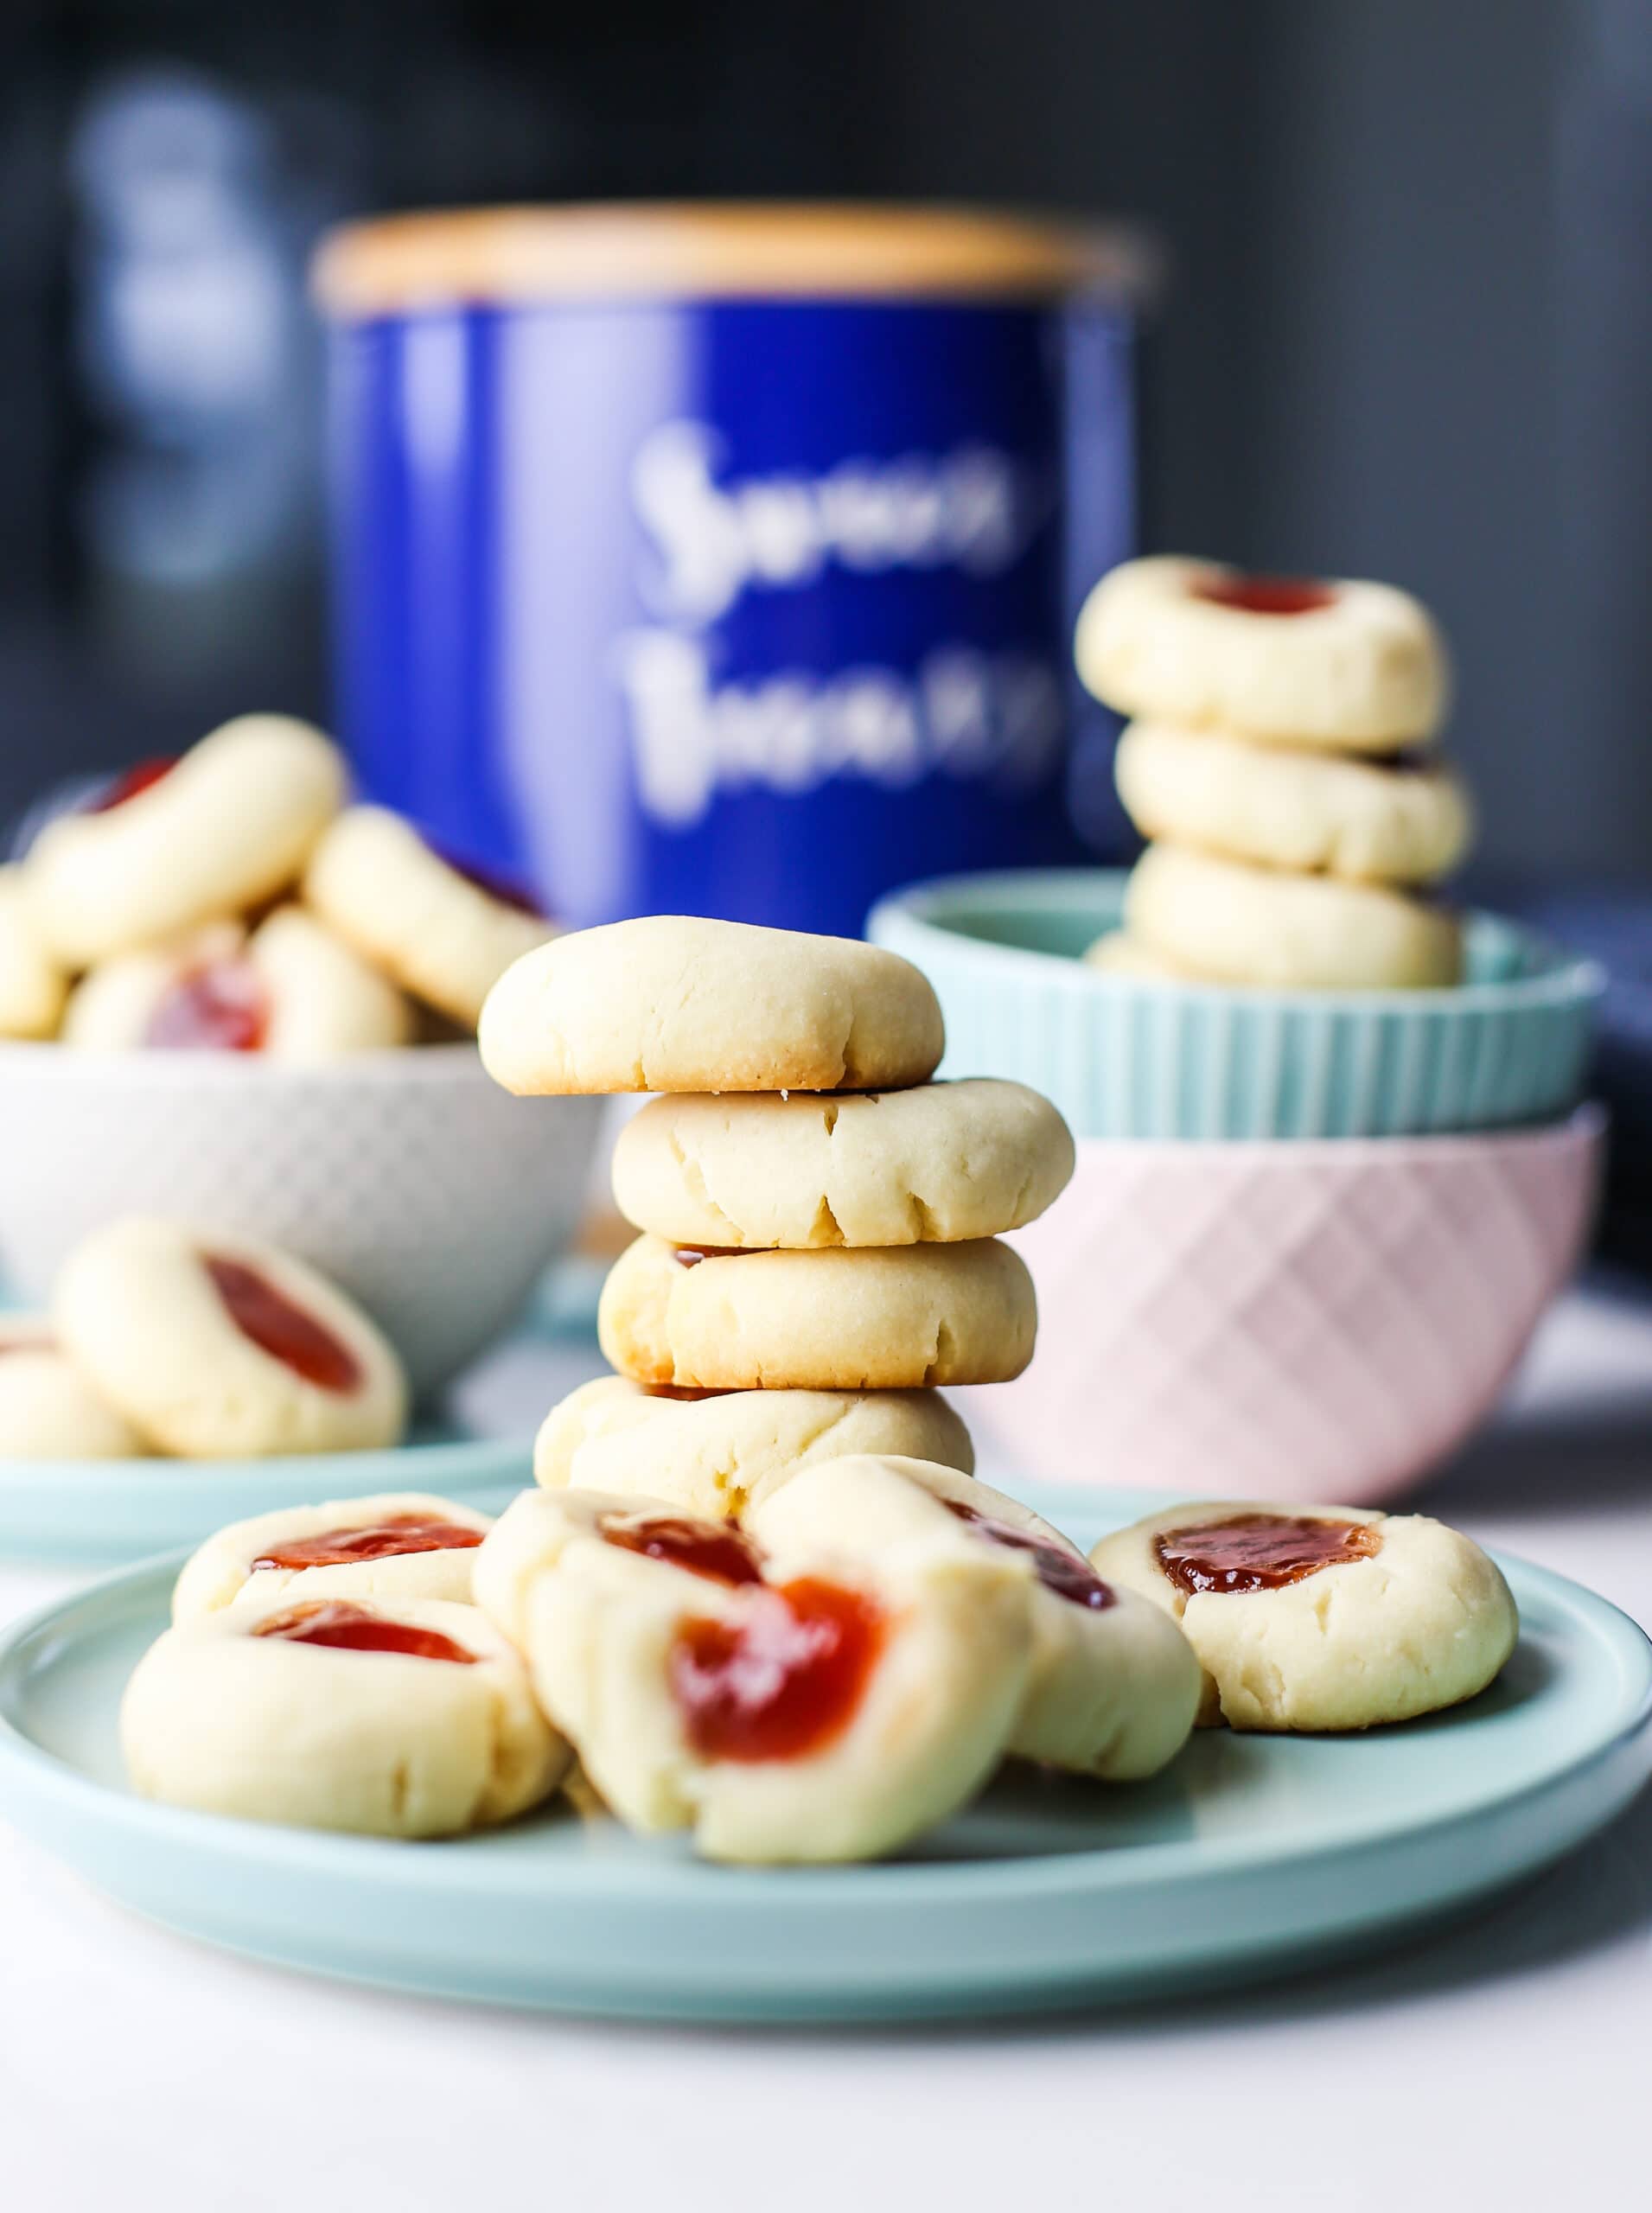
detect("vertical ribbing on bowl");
top-left (868, 872), bottom-right (1602, 1142)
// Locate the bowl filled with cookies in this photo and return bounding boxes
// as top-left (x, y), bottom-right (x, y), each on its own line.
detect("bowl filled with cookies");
top-left (869, 555), bottom-right (1605, 1501)
top-left (0, 713), bottom-right (602, 1398)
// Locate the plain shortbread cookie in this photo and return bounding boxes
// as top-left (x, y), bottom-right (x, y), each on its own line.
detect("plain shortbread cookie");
top-left (0, 1317), bottom-right (146, 1458)
top-left (598, 1233), bottom-right (1036, 1389)
top-left (303, 805), bottom-right (555, 1029)
top-left (611, 1079), bottom-right (1074, 1247)
top-left (535, 1374), bottom-right (973, 1516)
top-left (479, 915), bottom-right (944, 1094)
top-left (0, 866), bottom-right (67, 1039)
top-left (1115, 720), bottom-right (1473, 886)
top-left (1125, 843), bottom-right (1463, 990)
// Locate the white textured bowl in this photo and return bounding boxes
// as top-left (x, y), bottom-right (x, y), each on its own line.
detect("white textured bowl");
top-left (0, 1044), bottom-right (601, 1401)
top-left (965, 1106), bottom-right (1604, 1505)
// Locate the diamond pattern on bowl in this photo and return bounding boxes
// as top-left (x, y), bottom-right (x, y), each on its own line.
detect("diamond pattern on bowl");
top-left (0, 1048), bottom-right (603, 1400)
top-left (968, 1113), bottom-right (1604, 1504)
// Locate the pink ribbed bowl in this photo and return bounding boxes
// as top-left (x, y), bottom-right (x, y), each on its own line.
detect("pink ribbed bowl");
top-left (966, 1106), bottom-right (1604, 1505)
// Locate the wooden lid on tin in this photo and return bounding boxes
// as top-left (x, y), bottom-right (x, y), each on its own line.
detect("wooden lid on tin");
top-left (312, 201), bottom-right (1157, 317)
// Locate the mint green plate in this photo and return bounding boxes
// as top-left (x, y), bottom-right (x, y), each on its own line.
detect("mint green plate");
top-left (0, 1486), bottom-right (1646, 2022)
top-left (0, 1428), bottom-right (530, 1566)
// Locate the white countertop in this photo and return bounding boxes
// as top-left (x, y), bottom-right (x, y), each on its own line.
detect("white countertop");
top-left (3, 1284), bottom-right (1650, 2212)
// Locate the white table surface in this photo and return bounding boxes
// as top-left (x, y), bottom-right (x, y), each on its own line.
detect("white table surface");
top-left (3, 1282), bottom-right (1651, 2212)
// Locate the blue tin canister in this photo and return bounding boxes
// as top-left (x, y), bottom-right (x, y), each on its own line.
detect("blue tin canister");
top-left (315, 205), bottom-right (1147, 936)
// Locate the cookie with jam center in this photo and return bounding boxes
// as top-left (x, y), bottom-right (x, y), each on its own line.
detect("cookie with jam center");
top-left (752, 1456), bottom-right (1201, 1782)
top-left (122, 1589), bottom-right (565, 1838)
top-left (24, 715), bottom-right (345, 967)
top-left (473, 1473), bottom-right (1030, 1863)
top-left (171, 1490), bottom-right (494, 1623)
top-left (1089, 1498), bottom-right (1518, 1731)
top-left (1076, 554), bottom-right (1449, 749)
top-left (54, 1217), bottom-right (408, 1459)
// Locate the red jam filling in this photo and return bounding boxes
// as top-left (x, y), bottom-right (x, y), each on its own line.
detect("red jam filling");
top-left (672, 1246), bottom-right (754, 1267)
top-left (600, 1512), bottom-right (765, 1587)
top-left (669, 1578), bottom-right (884, 1762)
top-left (644, 1384), bottom-right (735, 1401)
top-left (86, 756), bottom-right (176, 812)
top-left (144, 958), bottom-right (269, 1052)
top-left (1193, 574), bottom-right (1335, 617)
top-left (253, 1599), bottom-right (476, 1664)
top-left (252, 1515), bottom-right (484, 1572)
top-left (1155, 1513), bottom-right (1381, 1596)
top-left (204, 1255), bottom-right (363, 1394)
top-left (942, 1498), bottom-right (1116, 1610)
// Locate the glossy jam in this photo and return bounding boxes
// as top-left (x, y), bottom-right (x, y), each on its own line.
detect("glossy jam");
top-left (1155, 1513), bottom-right (1381, 1596)
top-left (1193, 575), bottom-right (1335, 617)
top-left (252, 1515), bottom-right (484, 1572)
top-left (144, 959), bottom-right (269, 1052)
top-left (600, 1512), bottom-right (764, 1587)
top-left (87, 756), bottom-right (175, 812)
top-left (669, 1578), bottom-right (883, 1762)
top-left (644, 1384), bottom-right (734, 1401)
top-left (252, 1599), bottom-right (476, 1664)
top-left (204, 1256), bottom-right (362, 1393)
top-left (943, 1497), bottom-right (1115, 1610)
top-left (672, 1245), bottom-right (753, 1268)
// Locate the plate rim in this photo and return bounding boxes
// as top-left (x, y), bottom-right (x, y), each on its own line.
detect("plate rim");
top-left (1, 1490), bottom-right (1648, 1910)
top-left (0, 1424), bottom-right (532, 1495)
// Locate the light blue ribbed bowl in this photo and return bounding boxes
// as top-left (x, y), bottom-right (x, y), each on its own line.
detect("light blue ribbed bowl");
top-left (869, 870), bottom-right (1603, 1140)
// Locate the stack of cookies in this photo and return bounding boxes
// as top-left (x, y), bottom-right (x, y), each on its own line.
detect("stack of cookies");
top-left (1075, 555), bottom-right (1475, 991)
top-left (479, 915), bottom-right (1075, 1514)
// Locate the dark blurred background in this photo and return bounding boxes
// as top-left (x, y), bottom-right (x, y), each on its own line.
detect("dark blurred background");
top-left (1, 0), bottom-right (1648, 883)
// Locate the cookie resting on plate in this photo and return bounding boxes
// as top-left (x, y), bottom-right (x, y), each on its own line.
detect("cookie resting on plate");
top-left (1089, 1499), bottom-right (1518, 1731)
top-left (122, 1589), bottom-right (566, 1838)
top-left (53, 1217), bottom-right (407, 1459)
top-left (474, 1471), bottom-right (1031, 1863)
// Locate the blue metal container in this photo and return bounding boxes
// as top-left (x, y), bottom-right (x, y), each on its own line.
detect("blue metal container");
top-left (316, 206), bottom-right (1145, 935)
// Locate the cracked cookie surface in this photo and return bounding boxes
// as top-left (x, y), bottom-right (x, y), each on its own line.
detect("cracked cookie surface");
top-left (612, 1079), bottom-right (1073, 1248)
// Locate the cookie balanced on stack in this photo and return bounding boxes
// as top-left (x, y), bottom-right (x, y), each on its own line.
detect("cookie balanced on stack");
top-left (479, 915), bottom-right (1075, 1515)
top-left (1075, 556), bottom-right (1474, 990)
